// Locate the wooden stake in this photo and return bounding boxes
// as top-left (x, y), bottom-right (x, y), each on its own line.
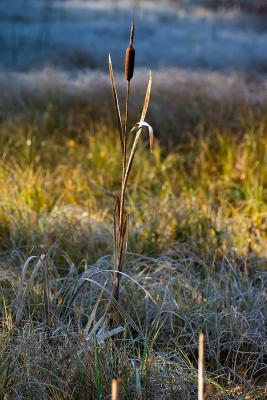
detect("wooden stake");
top-left (198, 331), bottom-right (205, 400)
top-left (112, 378), bottom-right (122, 400)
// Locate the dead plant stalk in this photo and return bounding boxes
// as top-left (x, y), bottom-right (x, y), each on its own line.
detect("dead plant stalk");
top-left (109, 22), bottom-right (153, 304)
top-left (198, 330), bottom-right (206, 400)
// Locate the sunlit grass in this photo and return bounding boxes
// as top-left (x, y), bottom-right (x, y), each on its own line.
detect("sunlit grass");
top-left (0, 119), bottom-right (267, 262)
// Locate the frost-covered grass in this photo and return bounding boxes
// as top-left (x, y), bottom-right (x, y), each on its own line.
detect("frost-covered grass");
top-left (0, 112), bottom-right (267, 398)
top-left (1, 66), bottom-right (267, 143)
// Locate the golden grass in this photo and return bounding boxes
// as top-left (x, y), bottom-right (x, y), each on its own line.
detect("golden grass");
top-left (0, 119), bottom-right (267, 263)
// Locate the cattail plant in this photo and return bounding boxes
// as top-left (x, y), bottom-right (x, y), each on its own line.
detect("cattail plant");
top-left (109, 23), bottom-right (153, 306)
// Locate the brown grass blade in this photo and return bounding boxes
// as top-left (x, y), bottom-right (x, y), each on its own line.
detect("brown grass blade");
top-left (109, 54), bottom-right (124, 152)
top-left (120, 213), bottom-right (129, 267)
top-left (122, 72), bottom-right (153, 189)
top-left (132, 121), bottom-right (154, 151)
top-left (118, 212), bottom-right (128, 264)
top-left (140, 70), bottom-right (152, 122)
top-left (113, 196), bottom-right (120, 269)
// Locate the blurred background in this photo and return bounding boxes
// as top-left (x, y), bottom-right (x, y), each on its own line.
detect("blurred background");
top-left (1, 0), bottom-right (267, 72)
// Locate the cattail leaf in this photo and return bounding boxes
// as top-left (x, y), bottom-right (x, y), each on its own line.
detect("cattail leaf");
top-left (122, 71), bottom-right (153, 189)
top-left (130, 121), bottom-right (154, 151)
top-left (109, 54), bottom-right (124, 152)
top-left (117, 212), bottom-right (129, 271)
top-left (113, 196), bottom-right (120, 268)
top-left (140, 70), bottom-right (152, 122)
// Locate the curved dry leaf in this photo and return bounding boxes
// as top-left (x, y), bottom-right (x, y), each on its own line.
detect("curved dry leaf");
top-left (130, 121), bottom-right (154, 151)
top-left (141, 71), bottom-right (152, 122)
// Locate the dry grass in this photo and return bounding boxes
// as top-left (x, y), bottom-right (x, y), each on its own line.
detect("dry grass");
top-left (0, 243), bottom-right (266, 399)
top-left (1, 67), bottom-right (267, 145)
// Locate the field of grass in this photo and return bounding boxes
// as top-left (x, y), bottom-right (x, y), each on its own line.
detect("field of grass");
top-left (0, 99), bottom-right (266, 399)
top-left (1, 1), bottom-right (267, 398)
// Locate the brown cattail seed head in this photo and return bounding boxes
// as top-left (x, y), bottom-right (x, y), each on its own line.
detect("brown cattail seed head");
top-left (125, 22), bottom-right (135, 81)
top-left (125, 47), bottom-right (135, 81)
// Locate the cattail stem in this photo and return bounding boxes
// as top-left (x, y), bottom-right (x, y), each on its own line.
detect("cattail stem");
top-left (121, 81), bottom-right (130, 215)
top-left (114, 22), bottom-right (135, 303)
top-left (129, 21), bottom-right (134, 47)
top-left (122, 80), bottom-right (130, 197)
top-left (124, 81), bottom-right (130, 154)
